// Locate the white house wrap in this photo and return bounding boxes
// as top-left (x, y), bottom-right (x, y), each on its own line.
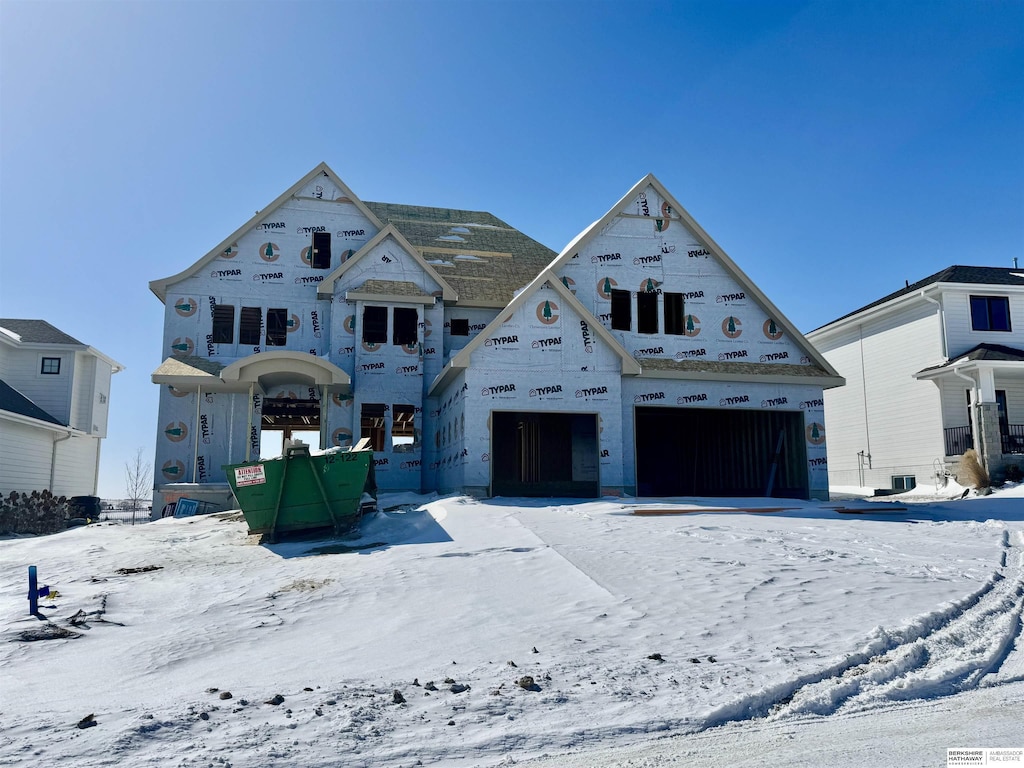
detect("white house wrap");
top-left (150, 163), bottom-right (843, 510)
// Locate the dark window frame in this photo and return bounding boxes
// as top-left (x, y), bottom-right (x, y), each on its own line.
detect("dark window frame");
top-left (211, 304), bottom-right (235, 344)
top-left (610, 289), bottom-right (632, 331)
top-left (970, 295), bottom-right (1011, 332)
top-left (266, 307), bottom-right (288, 347)
top-left (450, 318), bottom-right (469, 336)
top-left (362, 306), bottom-right (388, 344)
top-left (637, 291), bottom-right (658, 334)
top-left (40, 357), bottom-right (61, 375)
top-left (393, 307), bottom-right (418, 346)
top-left (311, 231), bottom-right (332, 269)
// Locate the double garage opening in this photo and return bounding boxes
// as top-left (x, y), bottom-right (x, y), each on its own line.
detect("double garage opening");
top-left (635, 406), bottom-right (809, 499)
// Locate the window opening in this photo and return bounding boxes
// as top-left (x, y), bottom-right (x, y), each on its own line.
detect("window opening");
top-left (970, 295), bottom-right (1011, 331)
top-left (363, 306), bottom-right (387, 344)
top-left (610, 289), bottom-right (631, 331)
top-left (664, 292), bottom-right (685, 335)
top-left (361, 403), bottom-right (386, 451)
top-left (891, 475), bottom-right (916, 491)
top-left (637, 291), bottom-right (658, 334)
top-left (239, 307), bottom-right (262, 346)
top-left (392, 404), bottom-right (416, 450)
top-left (211, 304), bottom-right (235, 344)
top-left (41, 357), bottom-right (61, 375)
top-left (393, 307), bottom-right (418, 346)
top-left (311, 231), bottom-right (331, 269)
top-left (266, 308), bottom-right (288, 346)
top-left (450, 318), bottom-right (469, 336)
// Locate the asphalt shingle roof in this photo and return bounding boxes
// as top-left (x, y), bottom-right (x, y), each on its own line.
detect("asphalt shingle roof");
top-left (637, 358), bottom-right (833, 377)
top-left (0, 319), bottom-right (83, 345)
top-left (363, 201), bottom-right (557, 305)
top-left (916, 343), bottom-right (1024, 375)
top-left (0, 378), bottom-right (64, 425)
top-left (816, 266), bottom-right (1024, 331)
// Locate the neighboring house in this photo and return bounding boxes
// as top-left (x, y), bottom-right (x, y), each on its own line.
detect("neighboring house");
top-left (0, 319), bottom-right (124, 497)
top-left (806, 266), bottom-right (1024, 491)
top-left (149, 163), bottom-right (843, 510)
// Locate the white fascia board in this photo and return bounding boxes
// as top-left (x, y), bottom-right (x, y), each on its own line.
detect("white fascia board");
top-left (809, 284), bottom-right (948, 344)
top-left (0, 410), bottom-right (86, 435)
top-left (344, 292), bottom-right (438, 306)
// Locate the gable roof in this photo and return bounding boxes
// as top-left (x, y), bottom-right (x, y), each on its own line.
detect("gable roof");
top-left (544, 174), bottom-right (843, 385)
top-left (0, 378), bottom-right (64, 425)
top-left (0, 319), bottom-right (83, 346)
top-left (149, 163), bottom-right (557, 307)
top-left (316, 224), bottom-right (456, 302)
top-left (814, 266), bottom-right (1024, 332)
top-left (428, 272), bottom-right (642, 395)
top-left (149, 162), bottom-right (385, 302)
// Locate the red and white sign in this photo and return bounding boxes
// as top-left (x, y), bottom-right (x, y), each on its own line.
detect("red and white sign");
top-left (234, 465), bottom-right (267, 487)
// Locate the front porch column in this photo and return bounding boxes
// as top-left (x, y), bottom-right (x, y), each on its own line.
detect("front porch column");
top-left (978, 367), bottom-right (997, 403)
top-left (977, 402), bottom-right (1003, 471)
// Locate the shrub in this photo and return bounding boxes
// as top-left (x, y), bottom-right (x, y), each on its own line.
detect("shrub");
top-left (959, 449), bottom-right (990, 490)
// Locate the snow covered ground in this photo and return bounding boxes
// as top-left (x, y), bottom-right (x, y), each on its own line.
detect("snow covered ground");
top-left (2, 485), bottom-right (1022, 767)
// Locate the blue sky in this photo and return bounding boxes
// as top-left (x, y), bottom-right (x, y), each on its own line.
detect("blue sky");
top-left (1, 0), bottom-right (1021, 499)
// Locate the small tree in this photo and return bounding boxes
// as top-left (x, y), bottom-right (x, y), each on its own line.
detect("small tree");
top-left (125, 448), bottom-right (153, 520)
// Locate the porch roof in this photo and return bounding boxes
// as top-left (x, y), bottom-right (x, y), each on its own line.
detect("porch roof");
top-left (915, 343), bottom-right (1024, 379)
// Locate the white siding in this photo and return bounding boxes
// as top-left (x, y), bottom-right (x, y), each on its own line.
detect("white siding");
top-left (71, 353), bottom-right (96, 432)
top-left (0, 419), bottom-right (54, 492)
top-left (941, 288), bottom-right (1024, 356)
top-left (2, 346), bottom-right (73, 424)
top-left (51, 434), bottom-right (100, 497)
top-left (816, 301), bottom-right (946, 489)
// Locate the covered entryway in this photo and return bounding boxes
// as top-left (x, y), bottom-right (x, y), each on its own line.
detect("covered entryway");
top-left (491, 411), bottom-right (599, 497)
top-left (635, 407), bottom-right (808, 498)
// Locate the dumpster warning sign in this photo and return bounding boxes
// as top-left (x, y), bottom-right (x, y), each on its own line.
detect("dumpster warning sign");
top-left (234, 465), bottom-right (267, 487)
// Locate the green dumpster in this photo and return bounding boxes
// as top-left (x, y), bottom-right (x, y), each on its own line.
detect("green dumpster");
top-left (223, 443), bottom-right (376, 541)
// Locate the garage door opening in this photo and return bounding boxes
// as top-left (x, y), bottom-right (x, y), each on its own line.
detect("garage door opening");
top-left (491, 412), bottom-right (599, 497)
top-left (635, 407), bottom-right (808, 499)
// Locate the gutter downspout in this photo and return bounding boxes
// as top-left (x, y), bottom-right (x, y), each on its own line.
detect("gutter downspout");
top-left (858, 324), bottom-right (872, 462)
top-left (920, 291), bottom-right (947, 359)
top-left (50, 430), bottom-right (74, 492)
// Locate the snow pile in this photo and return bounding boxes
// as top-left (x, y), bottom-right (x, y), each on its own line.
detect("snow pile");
top-left (1, 489), bottom-right (1022, 767)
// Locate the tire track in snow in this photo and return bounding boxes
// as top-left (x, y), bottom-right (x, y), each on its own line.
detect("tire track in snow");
top-left (701, 529), bottom-right (1024, 728)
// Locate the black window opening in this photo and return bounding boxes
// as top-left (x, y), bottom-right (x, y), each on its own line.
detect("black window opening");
top-left (311, 231), bottom-right (331, 269)
top-left (40, 357), bottom-right (61, 374)
top-left (393, 307), bottom-right (418, 346)
top-left (239, 307), bottom-right (262, 346)
top-left (664, 292), bottom-right (685, 335)
top-left (361, 403), bottom-right (386, 451)
top-left (637, 291), bottom-right (658, 334)
top-left (211, 304), bottom-right (235, 344)
top-left (363, 306), bottom-right (388, 344)
top-left (610, 289), bottom-right (631, 331)
top-left (266, 308), bottom-right (288, 346)
top-left (450, 318), bottom-right (469, 336)
top-left (392, 404), bottom-right (416, 450)
top-left (970, 295), bottom-right (1011, 332)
